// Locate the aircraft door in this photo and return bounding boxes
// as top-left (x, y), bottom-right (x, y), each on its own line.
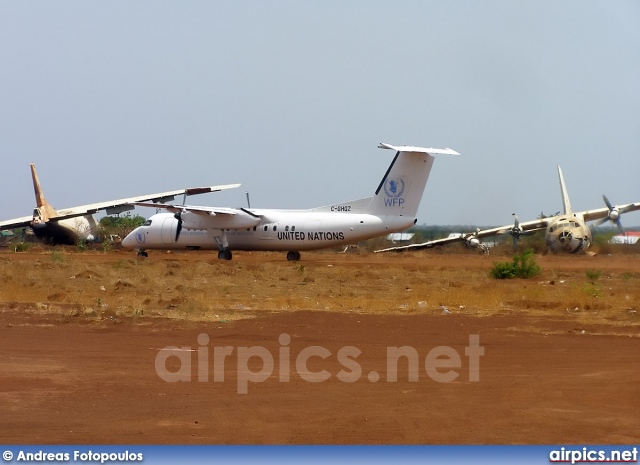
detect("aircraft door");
top-left (261, 224), bottom-right (273, 240)
top-left (161, 217), bottom-right (177, 244)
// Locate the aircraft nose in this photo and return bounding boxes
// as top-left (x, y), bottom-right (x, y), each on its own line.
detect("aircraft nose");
top-left (121, 229), bottom-right (139, 248)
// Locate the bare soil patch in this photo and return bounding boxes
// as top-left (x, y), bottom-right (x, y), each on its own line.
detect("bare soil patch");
top-left (0, 249), bottom-right (639, 444)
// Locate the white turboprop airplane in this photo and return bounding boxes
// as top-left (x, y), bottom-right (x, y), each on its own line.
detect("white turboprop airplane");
top-left (0, 163), bottom-right (240, 245)
top-left (121, 143), bottom-right (460, 260)
top-left (376, 165), bottom-right (640, 255)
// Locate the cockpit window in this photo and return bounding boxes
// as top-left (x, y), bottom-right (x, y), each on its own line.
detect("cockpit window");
top-left (143, 220), bottom-right (152, 226)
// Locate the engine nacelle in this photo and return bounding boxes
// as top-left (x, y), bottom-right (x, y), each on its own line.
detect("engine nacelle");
top-left (465, 236), bottom-right (481, 248)
top-left (181, 210), bottom-right (260, 230)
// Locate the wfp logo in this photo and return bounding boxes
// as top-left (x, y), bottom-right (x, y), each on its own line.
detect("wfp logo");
top-left (383, 177), bottom-right (405, 207)
top-left (136, 231), bottom-right (145, 244)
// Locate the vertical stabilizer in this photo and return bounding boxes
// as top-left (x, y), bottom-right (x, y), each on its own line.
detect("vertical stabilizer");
top-left (367, 144), bottom-right (459, 217)
top-left (557, 165), bottom-right (572, 215)
top-left (30, 163), bottom-right (58, 221)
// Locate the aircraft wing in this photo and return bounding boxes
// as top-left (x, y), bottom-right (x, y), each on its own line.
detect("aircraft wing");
top-left (0, 215), bottom-right (35, 231)
top-left (580, 202), bottom-right (640, 223)
top-left (375, 218), bottom-right (550, 253)
top-left (131, 202), bottom-right (243, 216)
top-left (53, 184), bottom-right (241, 219)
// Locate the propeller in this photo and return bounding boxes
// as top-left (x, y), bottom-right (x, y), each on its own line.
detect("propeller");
top-left (174, 210), bottom-right (184, 242)
top-left (462, 228), bottom-right (489, 253)
top-left (510, 214), bottom-right (523, 251)
top-left (245, 191), bottom-right (251, 209)
top-left (463, 228), bottom-right (481, 248)
top-left (498, 213), bottom-right (531, 251)
top-left (593, 194), bottom-right (629, 234)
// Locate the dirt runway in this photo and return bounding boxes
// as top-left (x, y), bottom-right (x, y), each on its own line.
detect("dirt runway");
top-left (0, 250), bottom-right (639, 444)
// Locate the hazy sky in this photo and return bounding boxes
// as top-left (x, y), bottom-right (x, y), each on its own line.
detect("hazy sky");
top-left (2, 1), bottom-right (639, 227)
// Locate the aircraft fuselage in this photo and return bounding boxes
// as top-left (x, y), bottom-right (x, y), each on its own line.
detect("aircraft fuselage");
top-left (545, 214), bottom-right (591, 253)
top-left (125, 210), bottom-right (413, 252)
top-left (32, 215), bottom-right (97, 245)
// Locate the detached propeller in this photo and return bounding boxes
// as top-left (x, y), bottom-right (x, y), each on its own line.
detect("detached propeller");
top-left (593, 194), bottom-right (630, 234)
top-left (174, 210), bottom-right (184, 242)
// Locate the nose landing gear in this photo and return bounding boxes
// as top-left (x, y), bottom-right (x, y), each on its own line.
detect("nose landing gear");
top-left (286, 251), bottom-right (301, 261)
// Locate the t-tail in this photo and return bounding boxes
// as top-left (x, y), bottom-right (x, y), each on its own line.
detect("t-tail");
top-left (366, 143), bottom-right (460, 217)
top-left (30, 163), bottom-right (58, 223)
top-left (557, 165), bottom-right (572, 215)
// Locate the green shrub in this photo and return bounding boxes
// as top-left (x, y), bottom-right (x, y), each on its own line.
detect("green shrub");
top-left (586, 269), bottom-right (601, 281)
top-left (490, 249), bottom-right (541, 279)
top-left (490, 261), bottom-right (518, 279)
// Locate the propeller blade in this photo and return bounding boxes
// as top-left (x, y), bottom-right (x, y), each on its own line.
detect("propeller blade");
top-left (615, 219), bottom-right (625, 235)
top-left (512, 213), bottom-right (520, 229)
top-left (512, 236), bottom-right (518, 251)
top-left (174, 211), bottom-right (183, 241)
top-left (245, 191), bottom-right (251, 209)
top-left (592, 217), bottom-right (609, 227)
top-left (602, 194), bottom-right (613, 210)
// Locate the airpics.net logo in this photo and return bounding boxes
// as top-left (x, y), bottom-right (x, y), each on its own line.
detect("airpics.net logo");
top-left (154, 333), bottom-right (484, 394)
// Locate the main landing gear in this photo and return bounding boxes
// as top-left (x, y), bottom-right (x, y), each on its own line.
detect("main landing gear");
top-left (286, 251), bottom-right (301, 261)
top-left (218, 250), bottom-right (233, 260)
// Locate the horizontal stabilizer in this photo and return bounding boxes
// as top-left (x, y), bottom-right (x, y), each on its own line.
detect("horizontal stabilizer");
top-left (378, 143), bottom-right (460, 156)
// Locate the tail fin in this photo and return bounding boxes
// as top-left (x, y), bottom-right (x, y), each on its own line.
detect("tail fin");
top-left (366, 143), bottom-right (459, 217)
top-left (557, 165), bottom-right (572, 215)
top-left (30, 163), bottom-right (58, 222)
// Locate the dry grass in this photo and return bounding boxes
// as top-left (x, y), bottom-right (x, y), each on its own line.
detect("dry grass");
top-left (0, 248), bottom-right (639, 328)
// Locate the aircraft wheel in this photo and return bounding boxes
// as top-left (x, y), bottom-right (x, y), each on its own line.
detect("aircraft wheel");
top-left (137, 250), bottom-right (148, 258)
top-left (218, 250), bottom-right (233, 260)
top-left (287, 251), bottom-right (301, 261)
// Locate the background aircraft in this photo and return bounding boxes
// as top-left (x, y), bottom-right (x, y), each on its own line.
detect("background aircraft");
top-left (377, 165), bottom-right (640, 254)
top-left (121, 143), bottom-right (460, 260)
top-left (0, 163), bottom-right (239, 245)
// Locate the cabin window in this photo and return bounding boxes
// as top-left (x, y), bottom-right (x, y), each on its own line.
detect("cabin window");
top-left (253, 226), bottom-right (256, 231)
top-left (285, 226), bottom-right (289, 232)
top-left (292, 226), bottom-right (296, 231)
top-left (273, 225), bottom-right (277, 231)
top-left (263, 226), bottom-right (268, 231)
top-left (143, 220), bottom-right (152, 226)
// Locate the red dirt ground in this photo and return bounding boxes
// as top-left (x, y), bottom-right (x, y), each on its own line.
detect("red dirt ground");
top-left (1, 251), bottom-right (639, 444)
